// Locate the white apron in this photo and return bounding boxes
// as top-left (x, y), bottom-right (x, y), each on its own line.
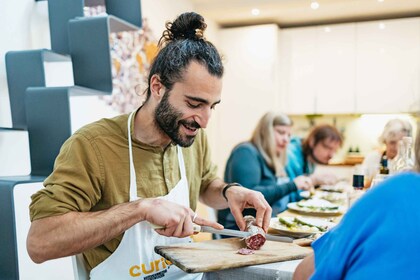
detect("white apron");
top-left (90, 111), bottom-right (202, 280)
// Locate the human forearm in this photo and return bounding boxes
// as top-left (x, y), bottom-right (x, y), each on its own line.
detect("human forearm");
top-left (293, 253), bottom-right (314, 280)
top-left (252, 181), bottom-right (297, 205)
top-left (199, 178), bottom-right (229, 209)
top-left (27, 199), bottom-right (146, 263)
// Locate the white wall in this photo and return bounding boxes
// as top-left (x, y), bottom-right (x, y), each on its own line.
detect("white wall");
top-left (0, 1), bottom-right (50, 127)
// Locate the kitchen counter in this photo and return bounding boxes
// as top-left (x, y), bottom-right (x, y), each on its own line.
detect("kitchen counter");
top-left (203, 259), bottom-right (303, 280)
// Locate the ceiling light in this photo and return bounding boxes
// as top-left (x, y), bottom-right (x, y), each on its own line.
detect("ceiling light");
top-left (311, 1), bottom-right (320, 10)
top-left (324, 27), bottom-right (331, 32)
top-left (379, 22), bottom-right (386, 29)
top-left (377, 0), bottom-right (384, 2)
top-left (251, 8), bottom-right (260, 16)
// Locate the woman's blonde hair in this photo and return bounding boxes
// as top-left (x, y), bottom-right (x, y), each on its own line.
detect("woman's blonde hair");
top-left (251, 112), bottom-right (292, 177)
top-left (379, 119), bottom-right (412, 144)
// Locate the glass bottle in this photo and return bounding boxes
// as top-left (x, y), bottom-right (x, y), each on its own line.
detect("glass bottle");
top-left (393, 136), bottom-right (414, 173)
top-left (379, 155), bottom-right (389, 175)
top-left (348, 174), bottom-right (365, 208)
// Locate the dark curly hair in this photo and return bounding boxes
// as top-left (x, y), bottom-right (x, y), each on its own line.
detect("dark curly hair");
top-left (302, 124), bottom-right (343, 157)
top-left (144, 12), bottom-right (224, 102)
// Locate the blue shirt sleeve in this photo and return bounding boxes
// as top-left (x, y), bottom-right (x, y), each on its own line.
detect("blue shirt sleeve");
top-left (286, 137), bottom-right (305, 180)
top-left (224, 143), bottom-right (297, 205)
top-left (311, 172), bottom-right (420, 279)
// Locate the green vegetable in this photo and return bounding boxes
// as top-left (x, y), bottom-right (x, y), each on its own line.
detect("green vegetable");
top-left (294, 217), bottom-right (327, 232)
top-left (278, 217), bottom-right (294, 228)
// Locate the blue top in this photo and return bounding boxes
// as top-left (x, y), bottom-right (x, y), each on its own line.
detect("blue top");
top-left (285, 137), bottom-right (315, 202)
top-left (311, 172), bottom-right (420, 279)
top-left (217, 142), bottom-right (297, 230)
top-left (285, 137), bottom-right (315, 179)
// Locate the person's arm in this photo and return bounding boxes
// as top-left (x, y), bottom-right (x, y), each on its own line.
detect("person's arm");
top-left (293, 253), bottom-right (315, 280)
top-left (200, 177), bottom-right (271, 232)
top-left (309, 173), bottom-right (338, 186)
top-left (225, 145), bottom-right (291, 203)
top-left (27, 197), bottom-right (221, 264)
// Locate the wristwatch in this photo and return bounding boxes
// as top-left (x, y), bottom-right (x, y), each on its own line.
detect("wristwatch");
top-left (222, 182), bottom-right (242, 201)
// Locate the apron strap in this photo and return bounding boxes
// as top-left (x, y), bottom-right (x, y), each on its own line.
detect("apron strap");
top-left (177, 145), bottom-right (187, 179)
top-left (127, 111), bottom-right (138, 201)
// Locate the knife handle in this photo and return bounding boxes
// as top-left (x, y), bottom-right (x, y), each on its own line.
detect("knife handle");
top-left (150, 223), bottom-right (202, 233)
top-left (192, 224), bottom-right (201, 233)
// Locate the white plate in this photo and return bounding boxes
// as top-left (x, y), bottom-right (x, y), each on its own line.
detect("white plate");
top-left (269, 217), bottom-right (336, 238)
top-left (319, 185), bottom-right (345, 193)
top-left (301, 191), bottom-right (346, 202)
top-left (287, 201), bottom-right (344, 216)
top-left (300, 191), bottom-right (311, 199)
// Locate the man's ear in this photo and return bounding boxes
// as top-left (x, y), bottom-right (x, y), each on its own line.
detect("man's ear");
top-left (150, 74), bottom-right (165, 100)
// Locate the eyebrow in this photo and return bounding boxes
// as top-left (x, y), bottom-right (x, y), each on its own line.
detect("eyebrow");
top-left (185, 95), bottom-right (221, 106)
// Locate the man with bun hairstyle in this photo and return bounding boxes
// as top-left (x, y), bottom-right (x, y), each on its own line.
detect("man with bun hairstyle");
top-left (27, 12), bottom-right (271, 279)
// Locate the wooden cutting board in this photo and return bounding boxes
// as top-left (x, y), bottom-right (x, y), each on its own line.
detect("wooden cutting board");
top-left (155, 238), bottom-right (311, 273)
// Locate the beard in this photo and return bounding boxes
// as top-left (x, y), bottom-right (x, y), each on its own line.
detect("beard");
top-left (154, 91), bottom-right (201, 147)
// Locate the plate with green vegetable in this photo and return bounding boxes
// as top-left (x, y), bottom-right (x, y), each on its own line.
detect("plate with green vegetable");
top-left (269, 216), bottom-right (336, 238)
top-left (287, 198), bottom-right (344, 215)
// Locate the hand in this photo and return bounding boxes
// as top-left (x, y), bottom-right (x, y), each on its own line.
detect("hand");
top-left (141, 198), bottom-right (223, 237)
top-left (225, 185), bottom-right (272, 232)
top-left (293, 176), bottom-right (314, 191)
top-left (310, 173), bottom-right (338, 186)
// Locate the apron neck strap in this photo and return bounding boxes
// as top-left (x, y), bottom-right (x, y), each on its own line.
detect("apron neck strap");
top-left (127, 111), bottom-right (187, 201)
top-left (127, 111), bottom-right (138, 201)
top-left (177, 145), bottom-right (186, 179)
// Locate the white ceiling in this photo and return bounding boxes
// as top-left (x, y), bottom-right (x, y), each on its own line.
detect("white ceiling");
top-left (191, 0), bottom-right (420, 28)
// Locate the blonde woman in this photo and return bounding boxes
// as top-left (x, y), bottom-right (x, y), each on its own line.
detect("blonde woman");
top-left (217, 112), bottom-right (312, 230)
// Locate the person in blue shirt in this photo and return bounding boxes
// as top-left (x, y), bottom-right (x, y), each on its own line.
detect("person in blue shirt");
top-left (218, 112), bottom-right (313, 230)
top-left (293, 129), bottom-right (420, 280)
top-left (285, 124), bottom-right (343, 202)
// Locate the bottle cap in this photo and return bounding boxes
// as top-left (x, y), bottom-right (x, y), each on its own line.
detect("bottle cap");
top-left (352, 174), bottom-right (364, 189)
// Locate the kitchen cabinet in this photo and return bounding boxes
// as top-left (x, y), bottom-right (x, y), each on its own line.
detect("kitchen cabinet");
top-left (355, 18), bottom-right (420, 113)
top-left (279, 27), bottom-right (317, 114)
top-left (280, 23), bottom-right (356, 114)
top-left (214, 24), bottom-right (280, 172)
top-left (279, 17), bottom-right (420, 114)
top-left (315, 23), bottom-right (356, 114)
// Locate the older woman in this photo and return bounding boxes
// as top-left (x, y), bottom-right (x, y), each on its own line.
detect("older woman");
top-left (217, 112), bottom-right (313, 230)
top-left (362, 118), bottom-right (412, 179)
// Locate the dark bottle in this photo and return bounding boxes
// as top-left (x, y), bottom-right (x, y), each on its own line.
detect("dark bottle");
top-left (379, 156), bottom-right (389, 175)
top-left (348, 174), bottom-right (365, 207)
top-left (352, 174), bottom-right (364, 190)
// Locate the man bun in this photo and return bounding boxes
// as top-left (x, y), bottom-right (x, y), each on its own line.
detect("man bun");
top-left (159, 12), bottom-right (206, 47)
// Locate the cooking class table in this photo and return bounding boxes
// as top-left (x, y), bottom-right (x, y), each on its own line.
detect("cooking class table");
top-left (202, 188), bottom-right (350, 280)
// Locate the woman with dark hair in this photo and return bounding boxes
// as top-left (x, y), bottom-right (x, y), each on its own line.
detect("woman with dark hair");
top-left (218, 112), bottom-right (313, 230)
top-left (285, 124), bottom-right (343, 202)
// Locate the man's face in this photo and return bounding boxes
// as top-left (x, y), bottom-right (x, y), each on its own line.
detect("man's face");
top-left (154, 61), bottom-right (222, 147)
top-left (311, 138), bottom-right (341, 164)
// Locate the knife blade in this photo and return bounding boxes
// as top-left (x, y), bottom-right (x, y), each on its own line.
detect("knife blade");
top-left (151, 223), bottom-right (293, 243)
top-left (197, 225), bottom-right (293, 243)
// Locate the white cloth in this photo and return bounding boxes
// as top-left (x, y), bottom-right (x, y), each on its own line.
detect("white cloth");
top-left (90, 111), bottom-right (202, 280)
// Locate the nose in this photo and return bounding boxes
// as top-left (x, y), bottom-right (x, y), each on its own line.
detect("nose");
top-left (194, 107), bottom-right (212, 129)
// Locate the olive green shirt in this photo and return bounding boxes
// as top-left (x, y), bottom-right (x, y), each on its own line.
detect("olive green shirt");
top-left (29, 112), bottom-right (218, 270)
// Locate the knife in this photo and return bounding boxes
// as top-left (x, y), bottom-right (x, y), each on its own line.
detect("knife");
top-left (194, 225), bottom-right (293, 243)
top-left (150, 223), bottom-right (293, 243)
